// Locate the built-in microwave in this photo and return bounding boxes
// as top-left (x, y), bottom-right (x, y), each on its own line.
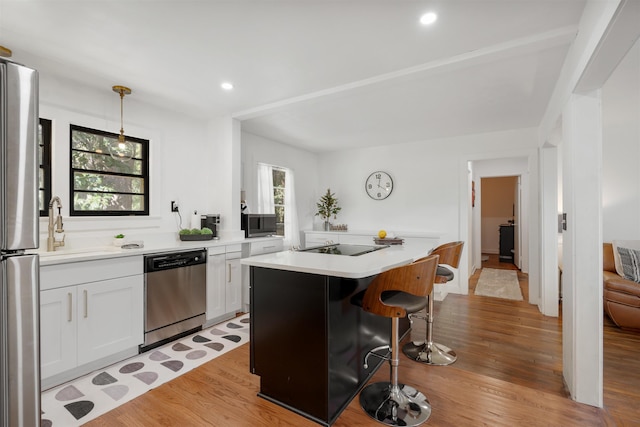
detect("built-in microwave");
top-left (241, 213), bottom-right (277, 237)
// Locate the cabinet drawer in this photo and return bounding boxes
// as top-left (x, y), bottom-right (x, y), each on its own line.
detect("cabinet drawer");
top-left (40, 256), bottom-right (143, 291)
top-left (250, 240), bottom-right (284, 255)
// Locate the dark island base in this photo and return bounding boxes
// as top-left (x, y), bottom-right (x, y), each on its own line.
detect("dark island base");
top-left (250, 266), bottom-right (409, 426)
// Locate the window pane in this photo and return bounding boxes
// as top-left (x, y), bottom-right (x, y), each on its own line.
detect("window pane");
top-left (74, 172), bottom-right (144, 194)
top-left (73, 192), bottom-right (145, 212)
top-left (274, 187), bottom-right (284, 205)
top-left (273, 169), bottom-right (285, 187)
top-left (38, 118), bottom-right (51, 216)
top-left (72, 151), bottom-right (142, 175)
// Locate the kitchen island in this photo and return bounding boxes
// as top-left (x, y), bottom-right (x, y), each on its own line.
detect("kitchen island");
top-left (242, 243), bottom-right (435, 426)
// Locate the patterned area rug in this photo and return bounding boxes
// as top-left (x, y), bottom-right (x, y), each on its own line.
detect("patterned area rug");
top-left (41, 314), bottom-right (250, 426)
top-left (474, 268), bottom-right (523, 300)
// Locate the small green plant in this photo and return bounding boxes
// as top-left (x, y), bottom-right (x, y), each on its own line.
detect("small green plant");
top-left (114, 233), bottom-right (125, 239)
top-left (316, 188), bottom-right (341, 221)
top-left (201, 227), bottom-right (213, 235)
top-left (191, 228), bottom-right (202, 235)
top-left (178, 229), bottom-right (192, 235)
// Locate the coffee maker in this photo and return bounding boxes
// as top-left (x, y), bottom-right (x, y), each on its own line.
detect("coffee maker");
top-left (201, 214), bottom-right (221, 239)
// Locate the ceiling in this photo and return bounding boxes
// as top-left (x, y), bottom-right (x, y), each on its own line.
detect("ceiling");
top-left (1, 0), bottom-right (587, 152)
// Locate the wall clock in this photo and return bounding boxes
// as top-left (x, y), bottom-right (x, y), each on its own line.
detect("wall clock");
top-left (365, 171), bottom-right (394, 200)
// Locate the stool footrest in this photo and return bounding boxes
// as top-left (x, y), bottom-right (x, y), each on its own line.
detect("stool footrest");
top-left (364, 345), bottom-right (391, 369)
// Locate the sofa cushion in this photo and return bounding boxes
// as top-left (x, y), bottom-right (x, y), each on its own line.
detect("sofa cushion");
top-left (612, 240), bottom-right (640, 276)
top-left (617, 246), bottom-right (640, 282)
top-left (604, 271), bottom-right (640, 296)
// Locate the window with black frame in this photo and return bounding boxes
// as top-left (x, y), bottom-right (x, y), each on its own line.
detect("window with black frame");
top-left (272, 167), bottom-right (286, 236)
top-left (38, 118), bottom-right (52, 216)
top-left (69, 125), bottom-right (149, 216)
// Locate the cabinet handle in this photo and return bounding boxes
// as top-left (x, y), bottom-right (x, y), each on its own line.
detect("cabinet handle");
top-left (67, 292), bottom-right (73, 322)
top-left (228, 263), bottom-right (232, 283)
top-left (84, 290), bottom-right (88, 318)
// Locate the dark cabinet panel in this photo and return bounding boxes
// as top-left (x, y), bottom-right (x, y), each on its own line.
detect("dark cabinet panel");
top-left (499, 225), bottom-right (514, 263)
top-left (250, 266), bottom-right (407, 426)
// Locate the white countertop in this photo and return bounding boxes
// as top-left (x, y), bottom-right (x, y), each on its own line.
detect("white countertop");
top-left (31, 236), bottom-right (282, 266)
top-left (241, 243), bottom-right (433, 279)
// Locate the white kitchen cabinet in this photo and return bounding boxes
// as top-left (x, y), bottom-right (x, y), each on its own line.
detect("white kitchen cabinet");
top-left (303, 230), bottom-right (441, 250)
top-left (76, 276), bottom-right (143, 365)
top-left (40, 287), bottom-right (77, 379)
top-left (40, 256), bottom-right (143, 389)
top-left (206, 245), bottom-right (243, 325)
top-left (241, 238), bottom-right (284, 311)
top-left (225, 254), bottom-right (242, 313)
top-left (206, 247), bottom-right (226, 321)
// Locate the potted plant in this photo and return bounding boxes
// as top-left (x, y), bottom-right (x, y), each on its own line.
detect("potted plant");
top-left (113, 233), bottom-right (125, 247)
top-left (316, 188), bottom-right (341, 231)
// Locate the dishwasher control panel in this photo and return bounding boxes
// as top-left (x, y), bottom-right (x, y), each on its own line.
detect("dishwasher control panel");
top-left (144, 249), bottom-right (207, 272)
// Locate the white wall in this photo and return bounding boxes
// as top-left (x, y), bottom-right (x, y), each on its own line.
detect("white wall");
top-left (36, 72), bottom-right (216, 247)
top-left (602, 39), bottom-right (640, 241)
top-left (241, 131), bottom-right (320, 243)
top-left (315, 127), bottom-right (538, 294)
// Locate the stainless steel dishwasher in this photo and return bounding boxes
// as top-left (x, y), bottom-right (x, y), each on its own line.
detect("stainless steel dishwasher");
top-left (141, 249), bottom-right (207, 352)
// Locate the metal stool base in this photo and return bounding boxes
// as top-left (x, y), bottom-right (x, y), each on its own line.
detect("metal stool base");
top-left (402, 341), bottom-right (457, 366)
top-left (360, 382), bottom-right (431, 426)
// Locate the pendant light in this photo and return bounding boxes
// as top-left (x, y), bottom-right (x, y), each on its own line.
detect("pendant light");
top-left (110, 85), bottom-right (134, 161)
top-left (0, 45), bottom-right (12, 58)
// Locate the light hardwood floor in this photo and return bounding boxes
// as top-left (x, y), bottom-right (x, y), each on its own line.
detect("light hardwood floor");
top-left (86, 257), bottom-right (639, 426)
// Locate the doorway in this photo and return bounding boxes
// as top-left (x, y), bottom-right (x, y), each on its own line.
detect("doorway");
top-left (480, 176), bottom-right (521, 270)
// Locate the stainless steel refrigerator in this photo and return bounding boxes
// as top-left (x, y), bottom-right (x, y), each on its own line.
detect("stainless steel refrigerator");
top-left (0, 57), bottom-right (41, 426)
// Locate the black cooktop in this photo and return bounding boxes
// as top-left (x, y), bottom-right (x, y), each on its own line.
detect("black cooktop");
top-left (299, 244), bottom-right (388, 256)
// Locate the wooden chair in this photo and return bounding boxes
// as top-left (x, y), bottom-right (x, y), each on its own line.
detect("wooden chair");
top-left (403, 241), bottom-right (464, 366)
top-left (357, 254), bottom-right (439, 427)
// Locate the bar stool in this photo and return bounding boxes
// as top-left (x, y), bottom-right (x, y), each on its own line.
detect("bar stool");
top-left (402, 241), bottom-right (464, 366)
top-left (356, 254), bottom-right (439, 426)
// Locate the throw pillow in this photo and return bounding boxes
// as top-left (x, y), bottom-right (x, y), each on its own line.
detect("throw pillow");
top-left (612, 240), bottom-right (640, 276)
top-left (616, 246), bottom-right (640, 283)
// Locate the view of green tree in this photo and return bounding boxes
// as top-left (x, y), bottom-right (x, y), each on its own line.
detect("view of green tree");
top-left (272, 168), bottom-right (286, 236)
top-left (70, 126), bottom-right (148, 215)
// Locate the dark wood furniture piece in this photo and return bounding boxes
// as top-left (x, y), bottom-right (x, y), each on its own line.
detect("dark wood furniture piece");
top-left (499, 224), bottom-right (514, 263)
top-left (249, 267), bottom-right (410, 426)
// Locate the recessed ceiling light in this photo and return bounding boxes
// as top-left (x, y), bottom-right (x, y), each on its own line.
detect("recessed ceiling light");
top-left (420, 12), bottom-right (437, 26)
top-left (221, 82), bottom-right (234, 90)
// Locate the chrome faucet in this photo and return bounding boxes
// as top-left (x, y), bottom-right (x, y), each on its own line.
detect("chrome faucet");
top-left (47, 196), bottom-right (65, 252)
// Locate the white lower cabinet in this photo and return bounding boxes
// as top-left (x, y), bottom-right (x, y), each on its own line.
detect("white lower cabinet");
top-left (40, 256), bottom-right (143, 389)
top-left (76, 276), bottom-right (143, 365)
top-left (225, 254), bottom-right (242, 313)
top-left (206, 245), bottom-right (242, 324)
top-left (241, 238), bottom-right (284, 312)
top-left (40, 287), bottom-right (78, 378)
